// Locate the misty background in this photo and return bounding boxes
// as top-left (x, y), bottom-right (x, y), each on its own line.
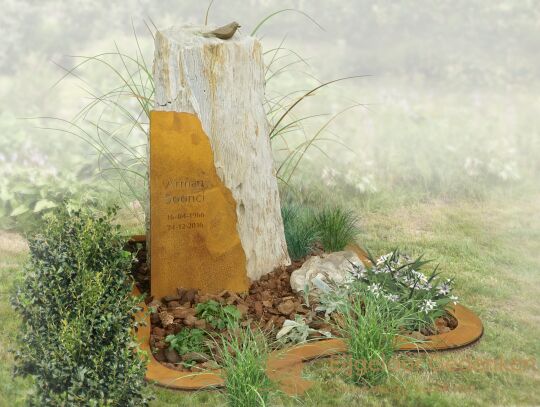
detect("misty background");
top-left (1, 0), bottom-right (539, 229)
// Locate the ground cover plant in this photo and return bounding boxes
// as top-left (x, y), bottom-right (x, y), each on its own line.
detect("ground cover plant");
top-left (216, 326), bottom-right (273, 407)
top-left (165, 328), bottom-right (208, 367)
top-left (11, 205), bottom-right (149, 406)
top-left (0, 127), bottom-right (106, 232)
top-left (196, 300), bottom-right (242, 330)
top-left (281, 202), bottom-right (360, 260)
top-left (312, 207), bottom-right (360, 252)
top-left (351, 250), bottom-right (458, 331)
top-left (333, 287), bottom-right (419, 386)
top-left (281, 203), bottom-right (319, 261)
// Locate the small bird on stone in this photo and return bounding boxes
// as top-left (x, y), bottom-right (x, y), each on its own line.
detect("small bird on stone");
top-left (205, 21), bottom-right (241, 40)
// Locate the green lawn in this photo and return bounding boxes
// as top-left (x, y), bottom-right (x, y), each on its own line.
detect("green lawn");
top-left (1, 188), bottom-right (539, 406)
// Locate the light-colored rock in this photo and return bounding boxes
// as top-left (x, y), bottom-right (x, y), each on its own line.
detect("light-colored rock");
top-left (158, 311), bottom-right (174, 327)
top-left (151, 25), bottom-right (290, 285)
top-left (290, 251), bottom-right (364, 293)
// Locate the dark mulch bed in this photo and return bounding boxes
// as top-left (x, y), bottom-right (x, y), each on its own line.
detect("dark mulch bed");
top-left (126, 240), bottom-right (457, 372)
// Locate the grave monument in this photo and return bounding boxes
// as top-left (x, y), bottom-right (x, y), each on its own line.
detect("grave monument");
top-left (149, 25), bottom-right (290, 298)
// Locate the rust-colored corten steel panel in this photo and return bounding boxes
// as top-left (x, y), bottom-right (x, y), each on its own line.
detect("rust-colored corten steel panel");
top-left (150, 111), bottom-right (248, 298)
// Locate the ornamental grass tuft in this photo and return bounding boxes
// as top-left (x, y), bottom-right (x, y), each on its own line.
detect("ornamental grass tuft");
top-left (281, 203), bottom-right (320, 260)
top-left (216, 326), bottom-right (273, 407)
top-left (333, 286), bottom-right (418, 387)
top-left (312, 206), bottom-right (360, 252)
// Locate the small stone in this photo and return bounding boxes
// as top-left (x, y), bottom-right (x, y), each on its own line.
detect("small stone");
top-left (236, 304), bottom-right (249, 316)
top-left (163, 295), bottom-right (182, 303)
top-left (254, 301), bottom-right (263, 317)
top-left (184, 315), bottom-right (198, 327)
top-left (165, 348), bottom-right (181, 363)
top-left (420, 327), bottom-right (435, 336)
top-left (435, 317), bottom-right (446, 328)
top-left (408, 331), bottom-right (427, 341)
top-left (181, 352), bottom-right (209, 363)
top-left (444, 315), bottom-right (458, 329)
top-left (152, 327), bottom-right (166, 338)
top-left (264, 316), bottom-right (276, 331)
top-left (148, 299), bottom-right (163, 310)
top-left (153, 349), bottom-right (166, 362)
top-left (165, 324), bottom-right (180, 336)
top-left (226, 295), bottom-right (239, 305)
top-left (267, 307), bottom-right (280, 315)
top-left (194, 319), bottom-right (208, 329)
top-left (159, 311), bottom-right (174, 327)
top-left (438, 326), bottom-right (451, 334)
top-left (261, 291), bottom-right (272, 301)
top-left (168, 301), bottom-right (181, 309)
top-left (150, 313), bottom-right (160, 325)
top-left (177, 288), bottom-right (187, 302)
top-left (184, 289), bottom-right (197, 304)
top-left (198, 294), bottom-right (212, 303)
top-left (171, 307), bottom-right (192, 319)
top-left (200, 360), bottom-right (220, 370)
top-left (277, 300), bottom-right (296, 315)
top-left (154, 340), bottom-right (168, 350)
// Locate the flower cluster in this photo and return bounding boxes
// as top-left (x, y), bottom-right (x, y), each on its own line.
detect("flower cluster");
top-left (321, 166), bottom-right (378, 194)
top-left (349, 249), bottom-right (458, 329)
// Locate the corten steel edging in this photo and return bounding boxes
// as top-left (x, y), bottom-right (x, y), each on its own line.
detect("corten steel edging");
top-left (130, 237), bottom-right (483, 391)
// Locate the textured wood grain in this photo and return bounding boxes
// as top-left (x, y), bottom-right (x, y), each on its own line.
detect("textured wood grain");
top-left (151, 26), bottom-right (290, 282)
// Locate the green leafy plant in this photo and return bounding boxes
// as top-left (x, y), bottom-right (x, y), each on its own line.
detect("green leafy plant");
top-left (352, 249), bottom-right (458, 330)
top-left (276, 315), bottom-right (331, 345)
top-left (334, 287), bottom-right (417, 387)
top-left (0, 125), bottom-right (105, 232)
top-left (313, 206), bottom-right (360, 252)
top-left (315, 283), bottom-right (349, 318)
top-left (281, 203), bottom-right (320, 260)
top-left (11, 204), bottom-right (150, 406)
top-left (195, 300), bottom-right (241, 330)
top-left (216, 326), bottom-right (273, 407)
top-left (165, 328), bottom-right (208, 364)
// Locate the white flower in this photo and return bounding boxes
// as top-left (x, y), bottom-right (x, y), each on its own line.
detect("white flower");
top-left (385, 294), bottom-right (399, 302)
top-left (464, 157), bottom-right (483, 177)
top-left (411, 270), bottom-right (428, 284)
top-left (368, 283), bottom-right (383, 297)
top-left (350, 266), bottom-right (366, 280)
top-left (372, 266), bottom-right (389, 274)
top-left (437, 282), bottom-right (451, 295)
top-left (321, 167), bottom-right (338, 187)
top-left (355, 174), bottom-right (377, 193)
top-left (376, 253), bottom-right (393, 266)
top-left (450, 295), bottom-right (459, 304)
top-left (419, 299), bottom-right (436, 314)
top-left (345, 169), bottom-right (356, 184)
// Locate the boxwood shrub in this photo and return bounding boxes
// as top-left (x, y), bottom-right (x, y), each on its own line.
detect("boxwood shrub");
top-left (11, 205), bottom-right (150, 406)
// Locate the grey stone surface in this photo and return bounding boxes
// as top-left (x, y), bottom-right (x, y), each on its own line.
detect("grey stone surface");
top-left (290, 251), bottom-right (364, 293)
